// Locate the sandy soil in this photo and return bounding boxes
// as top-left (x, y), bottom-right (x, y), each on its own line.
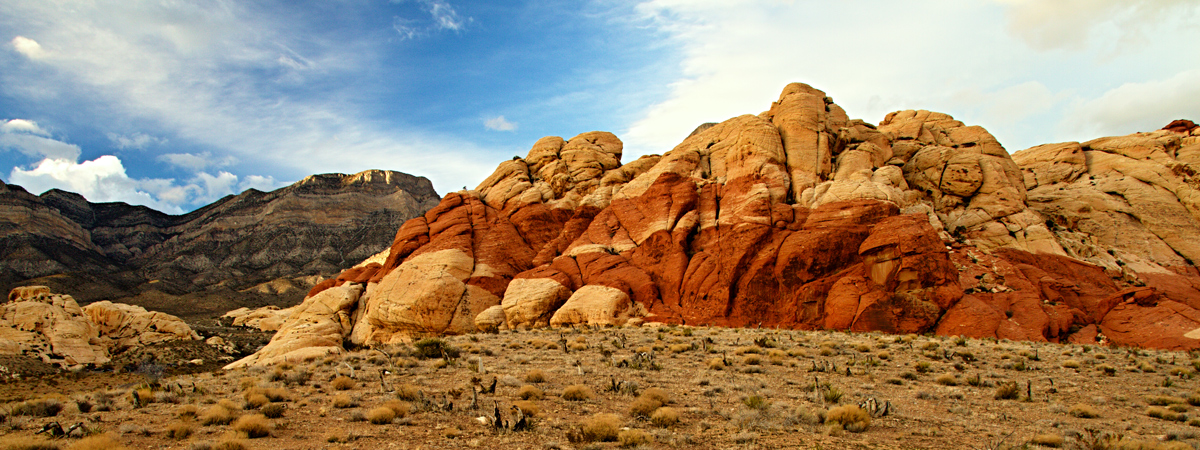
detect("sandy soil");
top-left (3, 325), bottom-right (1200, 450)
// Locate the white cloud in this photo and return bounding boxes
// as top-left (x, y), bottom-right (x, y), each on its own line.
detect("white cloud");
top-left (156, 152), bottom-right (236, 171)
top-left (1, 119), bottom-right (49, 136)
top-left (0, 120), bottom-right (81, 160)
top-left (239, 174), bottom-right (287, 192)
top-left (995, 0), bottom-right (1199, 52)
top-left (391, 0), bottom-right (471, 39)
top-left (484, 115), bottom-right (517, 131)
top-left (107, 132), bottom-right (166, 150)
top-left (11, 36), bottom-right (45, 59)
top-left (8, 155), bottom-right (186, 212)
top-left (1062, 69), bottom-right (1200, 138)
top-left (2, 1), bottom-right (493, 196)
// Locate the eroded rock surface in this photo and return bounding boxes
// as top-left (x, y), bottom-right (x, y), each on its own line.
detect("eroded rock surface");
top-left (231, 85), bottom-right (1200, 367)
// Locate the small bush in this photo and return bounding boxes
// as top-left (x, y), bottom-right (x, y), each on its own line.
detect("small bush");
top-left (10, 398), bottom-right (63, 417)
top-left (167, 421), bottom-right (194, 439)
top-left (562, 385), bottom-right (593, 401)
top-left (650, 407), bottom-right (680, 427)
top-left (261, 403), bottom-right (286, 419)
top-left (743, 394), bottom-right (768, 410)
top-left (232, 414), bottom-right (271, 438)
top-left (414, 338), bottom-right (458, 359)
top-left (382, 399), bottom-right (411, 417)
top-left (617, 428), bottom-right (651, 448)
top-left (707, 358), bottom-right (725, 370)
top-left (1146, 395), bottom-right (1186, 406)
top-left (367, 406), bottom-right (396, 424)
top-left (199, 405), bottom-right (235, 426)
top-left (935, 374), bottom-right (958, 386)
top-left (1062, 359), bottom-right (1081, 369)
top-left (518, 385), bottom-right (544, 400)
top-left (1030, 433), bottom-right (1063, 448)
top-left (630, 396), bottom-right (662, 417)
top-left (395, 384), bottom-right (421, 401)
top-left (66, 434), bottom-right (130, 450)
top-left (994, 381), bottom-right (1020, 400)
top-left (514, 400), bottom-right (539, 417)
top-left (826, 405), bottom-right (870, 433)
top-left (525, 369), bottom-right (546, 383)
top-left (244, 394), bottom-right (269, 409)
top-left (331, 376), bottom-right (355, 391)
top-left (212, 439), bottom-right (247, 450)
top-left (581, 413), bottom-right (621, 442)
top-left (332, 393), bottom-right (358, 409)
top-left (823, 387), bottom-right (844, 404)
top-left (1147, 406), bottom-right (1187, 422)
top-left (1068, 404), bottom-right (1100, 418)
top-left (742, 355), bottom-right (762, 366)
top-left (914, 361), bottom-right (932, 373)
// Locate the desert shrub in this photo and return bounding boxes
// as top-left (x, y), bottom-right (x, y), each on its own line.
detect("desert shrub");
top-left (562, 385), bottom-right (593, 401)
top-left (1146, 395), bottom-right (1186, 406)
top-left (383, 399), bottom-right (411, 417)
top-left (1147, 406), bottom-right (1187, 422)
top-left (876, 351), bottom-right (890, 360)
top-left (617, 428), bottom-right (651, 448)
top-left (525, 369), bottom-right (546, 383)
top-left (826, 405), bottom-right (870, 433)
top-left (669, 343), bottom-right (691, 353)
top-left (914, 361), bottom-right (932, 373)
top-left (166, 420), bottom-right (195, 439)
top-left (218, 399), bottom-right (241, 411)
top-left (518, 385), bottom-right (544, 400)
top-left (199, 405), bottom-right (236, 426)
top-left (935, 374), bottom-right (958, 386)
top-left (178, 404), bottom-right (199, 418)
top-left (65, 434), bottom-right (129, 450)
top-left (742, 354), bottom-right (762, 366)
top-left (261, 403), bottom-right (286, 419)
top-left (212, 439), bottom-right (247, 450)
top-left (650, 407), bottom-right (680, 427)
top-left (1030, 433), bottom-right (1063, 448)
top-left (10, 398), bottom-right (63, 417)
top-left (629, 396), bottom-right (661, 417)
top-left (966, 373), bottom-right (983, 387)
top-left (244, 393), bottom-right (269, 409)
top-left (332, 393), bottom-right (358, 409)
top-left (367, 406), bottom-right (396, 424)
top-left (707, 358), bottom-right (725, 370)
top-left (1068, 404), bottom-right (1100, 418)
top-left (581, 413), bottom-right (621, 442)
top-left (1062, 359), bottom-right (1081, 369)
top-left (1169, 404), bottom-right (1189, 413)
top-left (331, 376), bottom-right (355, 391)
top-left (232, 414), bottom-right (271, 438)
top-left (823, 386), bottom-right (844, 404)
top-left (514, 400), bottom-right (539, 417)
top-left (395, 384), bottom-right (420, 401)
top-left (641, 388), bottom-right (670, 405)
top-left (994, 381), bottom-right (1020, 400)
top-left (244, 387), bottom-right (288, 402)
top-left (1097, 364), bottom-right (1116, 376)
top-left (413, 338), bottom-right (458, 359)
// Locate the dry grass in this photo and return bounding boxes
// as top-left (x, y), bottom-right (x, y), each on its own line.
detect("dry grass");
top-left (617, 428), bottom-right (651, 448)
top-left (167, 421), bottom-right (195, 439)
top-left (826, 405), bottom-right (870, 433)
top-left (65, 434), bottom-right (129, 450)
top-left (514, 400), bottom-right (539, 417)
top-left (331, 393), bottom-right (358, 409)
top-left (232, 413), bottom-right (271, 438)
top-left (525, 369), bottom-right (546, 383)
top-left (994, 381), bottom-right (1020, 400)
top-left (367, 406), bottom-right (396, 424)
top-left (517, 385), bottom-right (544, 400)
top-left (382, 399), bottom-right (412, 417)
top-left (261, 403), bottom-right (286, 418)
top-left (1069, 403), bottom-right (1100, 418)
top-left (331, 376), bottom-right (356, 391)
top-left (1029, 433), bottom-right (1063, 448)
top-left (199, 405), bottom-right (236, 426)
top-left (562, 384), bottom-right (593, 401)
top-left (650, 406), bottom-right (680, 427)
top-left (580, 413), bottom-right (621, 442)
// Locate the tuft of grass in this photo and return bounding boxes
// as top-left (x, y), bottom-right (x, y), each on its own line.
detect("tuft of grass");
top-left (395, 384), bottom-right (420, 401)
top-left (1062, 359), bottom-right (1081, 369)
top-left (630, 396), bottom-right (662, 418)
top-left (1068, 404), bottom-right (1100, 418)
top-left (1147, 406), bottom-right (1187, 422)
top-left (518, 385), bottom-right (544, 400)
top-left (232, 414), bottom-right (271, 438)
top-left (367, 406), bottom-right (396, 425)
top-left (1146, 395), bottom-right (1186, 406)
top-left (167, 421), bottom-right (195, 439)
top-left (261, 403), bottom-right (286, 419)
top-left (199, 405), bottom-right (236, 426)
top-left (332, 393), bottom-right (358, 409)
top-left (641, 388), bottom-right (670, 405)
top-left (65, 434), bottom-right (130, 450)
top-left (562, 385), bottom-right (594, 401)
top-left (617, 428), bottom-right (651, 448)
top-left (525, 369), bottom-right (546, 383)
top-left (1029, 433), bottom-right (1063, 448)
top-left (707, 358), bottom-right (725, 370)
top-left (581, 413), bottom-right (621, 442)
top-left (244, 394), bottom-right (269, 409)
top-left (936, 374), bottom-right (958, 386)
top-left (514, 400), bottom-right (539, 417)
top-left (383, 399), bottom-right (411, 417)
top-left (826, 405), bottom-right (870, 433)
top-left (823, 386), bottom-right (844, 404)
top-left (994, 381), bottom-right (1020, 400)
top-left (743, 394), bottom-right (768, 410)
top-left (212, 439), bottom-right (247, 450)
top-left (650, 407), bottom-right (680, 427)
top-left (331, 376), bottom-right (355, 391)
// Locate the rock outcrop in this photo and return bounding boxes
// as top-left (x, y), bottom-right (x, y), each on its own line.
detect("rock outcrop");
top-left (233, 84), bottom-right (1200, 367)
top-left (0, 286), bottom-right (199, 367)
top-left (1, 170), bottom-right (440, 318)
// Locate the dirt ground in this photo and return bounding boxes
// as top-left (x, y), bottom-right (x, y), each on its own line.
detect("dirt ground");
top-left (3, 325), bottom-right (1200, 450)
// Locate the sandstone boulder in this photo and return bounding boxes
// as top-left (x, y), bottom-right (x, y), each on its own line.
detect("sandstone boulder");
top-left (225, 283), bottom-right (363, 369)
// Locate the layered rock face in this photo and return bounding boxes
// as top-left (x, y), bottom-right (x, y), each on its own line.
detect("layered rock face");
top-left (235, 84), bottom-right (1200, 366)
top-left (0, 286), bottom-right (198, 367)
top-left (0, 170), bottom-right (439, 318)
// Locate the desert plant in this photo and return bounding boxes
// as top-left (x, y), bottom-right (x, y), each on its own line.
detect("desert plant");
top-left (395, 383), bottom-right (421, 401)
top-left (935, 374), bottom-right (958, 386)
top-left (367, 406), bottom-right (396, 424)
top-left (650, 407), bottom-right (680, 427)
top-left (1029, 433), bottom-right (1063, 448)
top-left (994, 381), bottom-right (1020, 400)
top-left (212, 439), bottom-right (247, 450)
top-left (261, 403), bottom-right (286, 419)
top-left (525, 369), bottom-right (546, 383)
top-left (383, 399), bottom-right (411, 417)
top-left (232, 414), bottom-right (270, 438)
top-left (1062, 359), bottom-right (1082, 369)
top-left (244, 393), bottom-right (269, 409)
top-left (581, 413), bottom-right (621, 442)
top-left (514, 400), bottom-right (539, 417)
top-left (1146, 395), bottom-right (1186, 406)
top-left (743, 394), bottom-right (768, 410)
top-left (331, 376), bottom-right (355, 391)
top-left (826, 405), bottom-right (870, 433)
top-left (823, 386), bottom-right (844, 404)
top-left (332, 393), bottom-right (358, 409)
top-left (65, 434), bottom-right (130, 450)
top-left (518, 385), bottom-right (544, 400)
top-left (1069, 403), bottom-right (1100, 418)
top-left (630, 396), bottom-right (662, 417)
top-left (414, 338), bottom-right (458, 359)
top-left (562, 384), bottom-right (594, 401)
top-left (707, 358), bottom-right (725, 370)
top-left (617, 428), bottom-right (651, 448)
top-left (199, 405), bottom-right (236, 426)
top-left (10, 398), bottom-right (63, 417)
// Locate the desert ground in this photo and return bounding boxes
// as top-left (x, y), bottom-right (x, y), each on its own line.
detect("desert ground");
top-left (3, 324), bottom-right (1200, 450)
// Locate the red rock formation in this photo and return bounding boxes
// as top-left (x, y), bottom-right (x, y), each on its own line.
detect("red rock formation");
top-left (1163, 119), bottom-right (1198, 134)
top-left (236, 84), bottom-right (1200, 368)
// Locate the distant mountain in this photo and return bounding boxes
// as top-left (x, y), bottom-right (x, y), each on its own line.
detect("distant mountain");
top-left (0, 170), bottom-right (440, 319)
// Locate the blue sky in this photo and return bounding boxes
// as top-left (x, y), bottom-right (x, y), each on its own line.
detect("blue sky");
top-left (1, 0), bottom-right (1198, 213)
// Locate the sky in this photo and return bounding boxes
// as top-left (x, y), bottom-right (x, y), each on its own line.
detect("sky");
top-left (1, 0), bottom-right (1198, 214)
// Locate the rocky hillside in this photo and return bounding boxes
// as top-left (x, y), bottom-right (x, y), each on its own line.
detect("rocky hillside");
top-left (237, 83), bottom-right (1200, 366)
top-left (0, 170), bottom-right (440, 318)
